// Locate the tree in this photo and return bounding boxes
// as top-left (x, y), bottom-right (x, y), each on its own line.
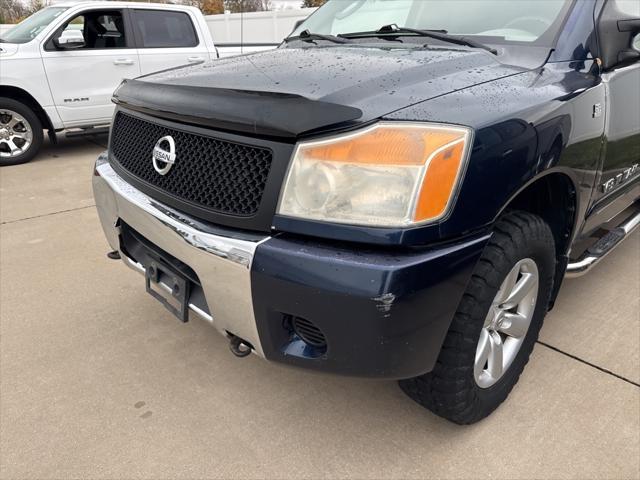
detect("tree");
top-left (201, 0), bottom-right (224, 14)
top-left (224, 0), bottom-right (271, 13)
top-left (25, 0), bottom-right (46, 16)
top-left (106, 0), bottom-right (173, 3)
top-left (182, 0), bottom-right (224, 15)
top-left (0, 0), bottom-right (27, 23)
top-left (301, 0), bottom-right (326, 7)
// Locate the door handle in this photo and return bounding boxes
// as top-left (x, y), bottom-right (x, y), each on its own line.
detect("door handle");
top-left (187, 56), bottom-right (204, 63)
top-left (113, 58), bottom-right (134, 65)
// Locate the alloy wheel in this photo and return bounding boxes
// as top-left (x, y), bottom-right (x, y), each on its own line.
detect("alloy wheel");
top-left (0, 109), bottom-right (33, 158)
top-left (474, 258), bottom-right (539, 388)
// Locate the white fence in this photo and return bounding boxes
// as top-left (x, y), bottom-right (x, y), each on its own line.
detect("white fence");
top-left (206, 8), bottom-right (314, 44)
top-left (0, 8), bottom-right (315, 43)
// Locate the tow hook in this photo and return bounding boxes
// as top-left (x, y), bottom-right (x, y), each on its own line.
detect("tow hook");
top-left (107, 250), bottom-right (121, 260)
top-left (229, 334), bottom-right (253, 358)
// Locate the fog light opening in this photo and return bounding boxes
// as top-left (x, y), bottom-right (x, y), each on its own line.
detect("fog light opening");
top-left (291, 316), bottom-right (327, 349)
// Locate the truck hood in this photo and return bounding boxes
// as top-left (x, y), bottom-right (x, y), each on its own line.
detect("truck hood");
top-left (0, 43), bottom-right (19, 57)
top-left (114, 45), bottom-right (527, 139)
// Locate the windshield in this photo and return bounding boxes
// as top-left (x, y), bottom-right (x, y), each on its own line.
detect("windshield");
top-left (291, 0), bottom-right (573, 46)
top-left (2, 7), bottom-right (69, 44)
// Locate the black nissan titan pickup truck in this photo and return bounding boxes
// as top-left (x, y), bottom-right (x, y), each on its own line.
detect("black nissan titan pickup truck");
top-left (93, 0), bottom-right (640, 424)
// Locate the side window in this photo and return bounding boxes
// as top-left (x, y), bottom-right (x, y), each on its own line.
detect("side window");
top-left (133, 10), bottom-right (198, 48)
top-left (53, 10), bottom-right (127, 49)
top-left (617, 0), bottom-right (640, 16)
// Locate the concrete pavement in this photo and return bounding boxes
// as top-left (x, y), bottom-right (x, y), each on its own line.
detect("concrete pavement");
top-left (1, 137), bottom-right (639, 479)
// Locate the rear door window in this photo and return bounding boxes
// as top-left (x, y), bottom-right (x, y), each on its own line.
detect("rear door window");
top-left (132, 10), bottom-right (198, 48)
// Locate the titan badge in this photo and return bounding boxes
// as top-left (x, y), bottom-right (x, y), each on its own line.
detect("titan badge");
top-left (601, 163), bottom-right (639, 194)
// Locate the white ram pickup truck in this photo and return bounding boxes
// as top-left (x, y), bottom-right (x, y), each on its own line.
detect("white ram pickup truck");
top-left (0, 2), bottom-right (275, 165)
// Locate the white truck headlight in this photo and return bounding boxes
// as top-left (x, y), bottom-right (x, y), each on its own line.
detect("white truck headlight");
top-left (277, 122), bottom-right (472, 227)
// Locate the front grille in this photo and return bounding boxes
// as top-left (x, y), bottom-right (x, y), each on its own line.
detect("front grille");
top-left (110, 112), bottom-right (273, 216)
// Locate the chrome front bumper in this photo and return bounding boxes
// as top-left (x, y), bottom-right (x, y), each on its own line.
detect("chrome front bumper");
top-left (92, 155), bottom-right (491, 379)
top-left (92, 157), bottom-right (270, 356)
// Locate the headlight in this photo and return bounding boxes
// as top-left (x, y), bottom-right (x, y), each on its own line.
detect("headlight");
top-left (277, 122), bottom-right (472, 227)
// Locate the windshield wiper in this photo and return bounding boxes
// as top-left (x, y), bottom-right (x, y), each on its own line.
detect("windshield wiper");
top-left (285, 29), bottom-right (351, 45)
top-left (341, 24), bottom-right (497, 55)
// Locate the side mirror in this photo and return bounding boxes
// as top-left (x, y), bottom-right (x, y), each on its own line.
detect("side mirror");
top-left (598, 10), bottom-right (640, 69)
top-left (632, 32), bottom-right (640, 52)
top-left (617, 18), bottom-right (640, 33)
top-left (616, 25), bottom-right (640, 63)
top-left (54, 30), bottom-right (85, 49)
top-left (292, 19), bottom-right (305, 32)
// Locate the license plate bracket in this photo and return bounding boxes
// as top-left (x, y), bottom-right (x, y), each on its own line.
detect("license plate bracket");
top-left (145, 260), bottom-right (191, 323)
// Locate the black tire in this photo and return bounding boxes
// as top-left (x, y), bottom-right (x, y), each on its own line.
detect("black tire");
top-left (400, 211), bottom-right (556, 424)
top-left (0, 97), bottom-right (44, 166)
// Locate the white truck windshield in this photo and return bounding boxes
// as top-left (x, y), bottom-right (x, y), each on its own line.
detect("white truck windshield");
top-left (2, 7), bottom-right (69, 44)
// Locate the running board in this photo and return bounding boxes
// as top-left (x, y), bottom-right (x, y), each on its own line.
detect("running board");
top-left (65, 126), bottom-right (110, 138)
top-left (566, 209), bottom-right (640, 277)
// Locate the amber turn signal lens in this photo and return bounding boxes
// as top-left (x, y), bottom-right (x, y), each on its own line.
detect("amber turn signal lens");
top-left (414, 139), bottom-right (467, 221)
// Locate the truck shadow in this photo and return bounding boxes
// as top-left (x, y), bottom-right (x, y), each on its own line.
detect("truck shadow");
top-left (29, 133), bottom-right (109, 165)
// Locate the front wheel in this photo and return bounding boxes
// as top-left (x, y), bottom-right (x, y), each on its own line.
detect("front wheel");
top-left (400, 211), bottom-right (556, 424)
top-left (0, 98), bottom-right (43, 166)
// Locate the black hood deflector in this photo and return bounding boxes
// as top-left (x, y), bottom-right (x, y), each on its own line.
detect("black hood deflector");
top-left (113, 80), bottom-right (364, 139)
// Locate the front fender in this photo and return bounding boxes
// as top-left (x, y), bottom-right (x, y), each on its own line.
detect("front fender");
top-left (0, 58), bottom-right (55, 110)
top-left (386, 62), bottom-right (605, 244)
